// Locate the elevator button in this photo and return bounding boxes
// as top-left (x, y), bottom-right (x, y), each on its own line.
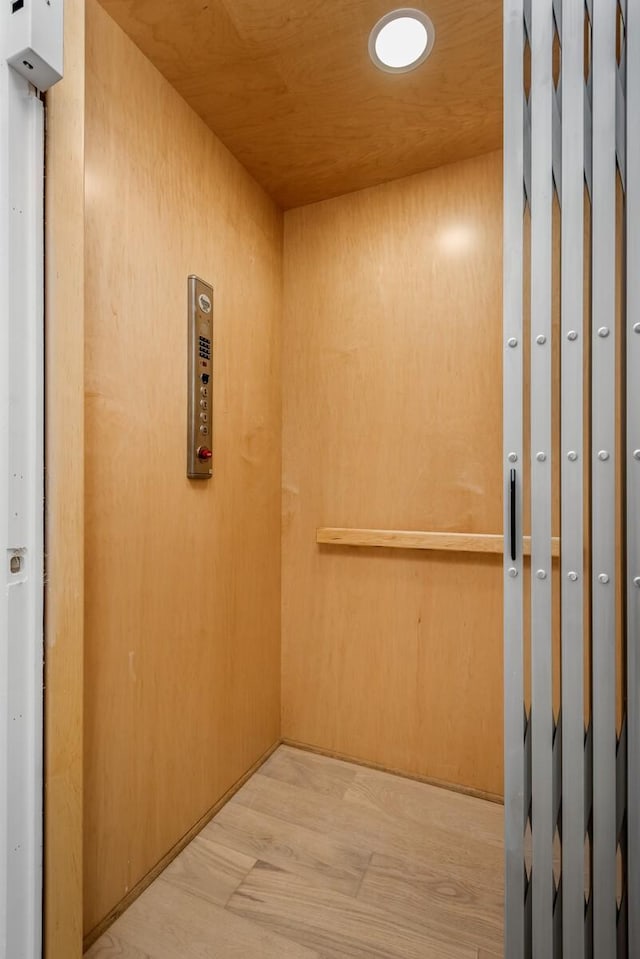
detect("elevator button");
top-left (200, 425), bottom-right (209, 435)
top-left (200, 387), bottom-right (208, 398)
top-left (197, 446), bottom-right (213, 461)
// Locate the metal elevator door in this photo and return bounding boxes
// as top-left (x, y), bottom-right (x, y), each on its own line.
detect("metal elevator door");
top-left (503, 0), bottom-right (640, 955)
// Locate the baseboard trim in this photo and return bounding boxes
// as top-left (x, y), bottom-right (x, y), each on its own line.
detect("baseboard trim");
top-left (82, 738), bottom-right (281, 952)
top-left (281, 737), bottom-right (504, 806)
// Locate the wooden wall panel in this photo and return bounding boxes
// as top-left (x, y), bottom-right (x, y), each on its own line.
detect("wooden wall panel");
top-left (84, 0), bottom-right (283, 937)
top-left (282, 152), bottom-right (504, 798)
top-left (44, 0), bottom-right (85, 954)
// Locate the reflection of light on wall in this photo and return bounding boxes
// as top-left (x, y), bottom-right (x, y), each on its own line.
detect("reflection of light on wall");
top-left (84, 165), bottom-right (107, 207)
top-left (438, 224), bottom-right (476, 255)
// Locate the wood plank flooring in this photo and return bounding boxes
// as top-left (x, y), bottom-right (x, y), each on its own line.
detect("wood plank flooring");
top-left (86, 746), bottom-right (504, 958)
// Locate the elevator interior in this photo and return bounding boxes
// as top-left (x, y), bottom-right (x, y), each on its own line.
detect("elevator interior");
top-left (45, 0), bottom-right (508, 954)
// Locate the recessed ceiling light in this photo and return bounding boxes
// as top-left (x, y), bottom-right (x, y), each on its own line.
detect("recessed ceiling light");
top-left (369, 9), bottom-right (435, 74)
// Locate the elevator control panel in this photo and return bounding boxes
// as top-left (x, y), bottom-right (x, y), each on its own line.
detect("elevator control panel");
top-left (187, 276), bottom-right (214, 479)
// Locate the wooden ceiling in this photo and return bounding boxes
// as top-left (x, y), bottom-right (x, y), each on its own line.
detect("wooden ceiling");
top-left (97, 0), bottom-right (503, 209)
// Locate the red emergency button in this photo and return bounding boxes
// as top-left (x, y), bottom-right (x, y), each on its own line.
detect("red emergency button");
top-left (197, 446), bottom-right (213, 461)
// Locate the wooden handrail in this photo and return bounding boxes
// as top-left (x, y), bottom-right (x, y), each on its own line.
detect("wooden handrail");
top-left (316, 527), bottom-right (561, 557)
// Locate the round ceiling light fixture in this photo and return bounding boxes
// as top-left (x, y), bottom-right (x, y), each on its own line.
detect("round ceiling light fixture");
top-left (369, 9), bottom-right (435, 74)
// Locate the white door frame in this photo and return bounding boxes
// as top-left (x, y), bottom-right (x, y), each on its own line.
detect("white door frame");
top-left (0, 14), bottom-right (47, 959)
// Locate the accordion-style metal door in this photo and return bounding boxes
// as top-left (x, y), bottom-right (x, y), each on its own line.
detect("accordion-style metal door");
top-left (503, 0), bottom-right (639, 955)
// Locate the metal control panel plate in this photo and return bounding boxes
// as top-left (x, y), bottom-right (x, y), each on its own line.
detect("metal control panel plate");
top-left (187, 275), bottom-right (214, 479)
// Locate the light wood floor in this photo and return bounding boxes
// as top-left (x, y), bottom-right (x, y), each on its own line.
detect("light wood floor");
top-left (86, 746), bottom-right (504, 958)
